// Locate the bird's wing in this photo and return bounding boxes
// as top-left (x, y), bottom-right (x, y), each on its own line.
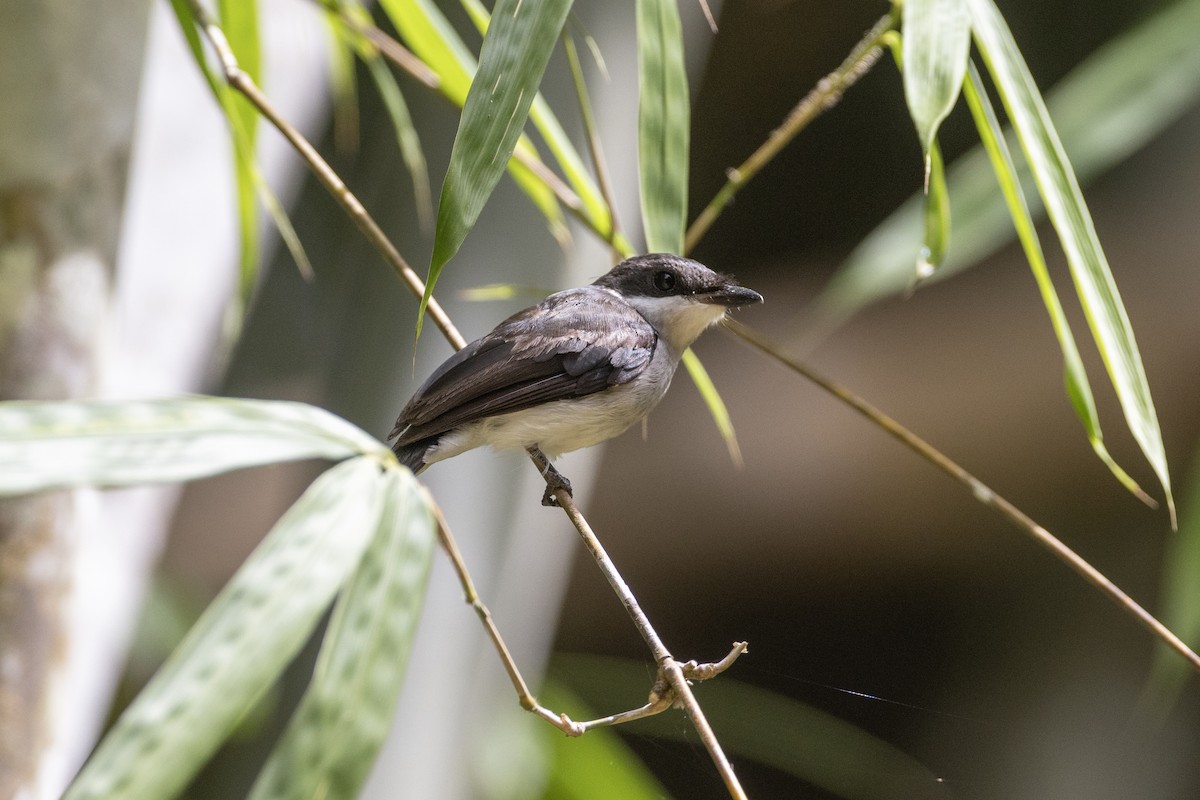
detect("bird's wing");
top-left (391, 286), bottom-right (656, 446)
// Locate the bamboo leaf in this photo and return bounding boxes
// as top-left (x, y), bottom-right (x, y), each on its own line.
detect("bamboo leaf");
top-left (0, 397), bottom-right (385, 495)
top-left (417, 0), bottom-right (574, 339)
top-left (458, 0), bottom-right (613, 237)
top-left (637, 0), bottom-right (689, 255)
top-left (378, 0), bottom-right (566, 245)
top-left (248, 469), bottom-right (436, 800)
top-left (681, 348), bottom-right (742, 468)
top-left (64, 457), bottom-right (388, 800)
top-left (962, 62), bottom-right (1152, 504)
top-left (818, 0), bottom-right (1200, 327)
top-left (968, 0), bottom-right (1174, 524)
top-left (917, 139), bottom-right (950, 279)
top-left (901, 0), bottom-right (970, 160)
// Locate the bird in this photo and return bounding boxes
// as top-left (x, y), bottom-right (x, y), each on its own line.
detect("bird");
top-left (389, 253), bottom-right (763, 504)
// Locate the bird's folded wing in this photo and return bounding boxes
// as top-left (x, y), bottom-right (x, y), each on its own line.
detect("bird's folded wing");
top-left (391, 287), bottom-right (656, 445)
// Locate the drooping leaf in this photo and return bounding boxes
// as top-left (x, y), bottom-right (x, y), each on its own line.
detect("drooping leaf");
top-left (0, 397), bottom-right (385, 495)
top-left (901, 0), bottom-right (970, 162)
top-left (961, 61), bottom-right (1152, 504)
top-left (637, 0), bottom-right (690, 255)
top-left (818, 0), bottom-right (1200, 326)
top-left (417, 0), bottom-right (574, 339)
top-left (968, 0), bottom-right (1174, 524)
top-left (681, 348), bottom-right (742, 468)
top-left (248, 469), bottom-right (436, 800)
top-left (64, 457), bottom-right (388, 800)
top-left (378, 0), bottom-right (565, 246)
top-left (916, 139), bottom-right (950, 280)
top-left (458, 0), bottom-right (613, 237)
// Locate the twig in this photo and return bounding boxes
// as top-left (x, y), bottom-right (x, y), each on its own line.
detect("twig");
top-left (188, 4), bottom-right (750, 796)
top-left (724, 318), bottom-right (1200, 673)
top-left (530, 448), bottom-right (749, 798)
top-left (684, 10), bottom-right (899, 253)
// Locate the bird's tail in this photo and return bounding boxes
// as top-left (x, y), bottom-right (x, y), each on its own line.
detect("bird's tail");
top-left (392, 439), bottom-right (430, 474)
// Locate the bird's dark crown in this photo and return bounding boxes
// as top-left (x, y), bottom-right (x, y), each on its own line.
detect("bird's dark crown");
top-left (593, 253), bottom-right (735, 299)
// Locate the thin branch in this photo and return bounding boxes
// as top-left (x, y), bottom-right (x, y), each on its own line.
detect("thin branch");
top-left (724, 318), bottom-right (1200, 673)
top-left (189, 4), bottom-right (750, 796)
top-left (684, 10), bottom-right (899, 253)
top-left (189, 0), bottom-right (466, 349)
top-left (529, 448), bottom-right (749, 799)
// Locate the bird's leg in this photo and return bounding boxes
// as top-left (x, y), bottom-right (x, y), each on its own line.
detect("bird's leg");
top-left (527, 446), bottom-right (573, 506)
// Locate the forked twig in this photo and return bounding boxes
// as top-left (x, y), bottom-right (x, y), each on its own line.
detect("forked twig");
top-left (724, 318), bottom-right (1200, 673)
top-left (185, 4), bottom-right (749, 797)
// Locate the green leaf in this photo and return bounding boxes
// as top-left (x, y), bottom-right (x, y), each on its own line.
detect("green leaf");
top-left (378, 0), bottom-right (566, 246)
top-left (64, 457), bottom-right (388, 800)
top-left (681, 348), bottom-right (742, 468)
top-left (819, 0), bottom-right (1200, 325)
top-left (637, 0), bottom-right (689, 255)
top-left (364, 52), bottom-right (434, 230)
top-left (967, 0), bottom-right (1174, 524)
top-left (0, 397), bottom-right (386, 495)
top-left (901, 0), bottom-right (970, 160)
top-left (458, 0), bottom-right (613, 237)
top-left (962, 62), bottom-right (1152, 504)
top-left (917, 138), bottom-right (950, 278)
top-left (538, 683), bottom-right (669, 800)
top-left (248, 469), bottom-right (436, 800)
top-left (417, 0), bottom-right (574, 339)
top-left (217, 0), bottom-right (262, 301)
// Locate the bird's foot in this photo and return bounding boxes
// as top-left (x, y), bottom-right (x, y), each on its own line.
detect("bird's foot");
top-left (528, 447), bottom-right (573, 506)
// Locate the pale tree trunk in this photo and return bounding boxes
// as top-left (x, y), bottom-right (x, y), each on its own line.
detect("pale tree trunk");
top-left (0, 3), bottom-right (151, 797)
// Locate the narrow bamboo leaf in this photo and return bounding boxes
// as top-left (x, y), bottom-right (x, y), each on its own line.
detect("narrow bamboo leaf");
top-left (249, 469), bottom-right (436, 800)
top-left (217, 0), bottom-right (262, 301)
top-left (418, 0), bottom-right (574, 338)
top-left (458, 0), bottom-right (613, 236)
top-left (818, 0), bottom-right (1200, 327)
top-left (681, 348), bottom-right (742, 468)
top-left (168, 2), bottom-right (312, 286)
top-left (902, 0), bottom-right (970, 161)
top-left (378, 0), bottom-right (565, 242)
top-left (64, 457), bottom-right (387, 800)
top-left (0, 397), bottom-right (386, 495)
top-left (363, 53), bottom-right (434, 229)
top-left (968, 0), bottom-right (1174, 524)
top-left (916, 139), bottom-right (950, 280)
top-left (962, 62), bottom-right (1152, 504)
top-left (637, 0), bottom-right (689, 255)
top-left (323, 3), bottom-right (362, 153)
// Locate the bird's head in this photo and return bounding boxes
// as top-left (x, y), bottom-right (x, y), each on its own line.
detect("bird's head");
top-left (593, 254), bottom-right (763, 353)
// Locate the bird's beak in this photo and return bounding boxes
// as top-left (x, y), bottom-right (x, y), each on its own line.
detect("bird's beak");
top-left (698, 283), bottom-right (764, 308)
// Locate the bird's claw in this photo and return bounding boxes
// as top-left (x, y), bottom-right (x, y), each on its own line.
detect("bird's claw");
top-left (541, 471), bottom-right (573, 506)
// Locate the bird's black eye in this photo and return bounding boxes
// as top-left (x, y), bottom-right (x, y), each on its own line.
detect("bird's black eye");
top-left (653, 270), bottom-right (676, 292)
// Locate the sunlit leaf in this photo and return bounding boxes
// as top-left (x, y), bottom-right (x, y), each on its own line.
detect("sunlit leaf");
top-left (681, 348), bottom-right (742, 468)
top-left (901, 0), bottom-right (970, 161)
top-left (64, 457), bottom-right (388, 800)
top-left (916, 139), bottom-right (950, 279)
top-left (637, 0), bottom-right (689, 254)
top-left (962, 62), bottom-right (1152, 504)
top-left (968, 0), bottom-right (1174, 524)
top-left (418, 0), bottom-right (574, 338)
top-left (458, 0), bottom-right (613, 237)
top-left (378, 0), bottom-right (565, 244)
top-left (0, 397), bottom-right (385, 495)
top-left (248, 469), bottom-right (436, 800)
top-left (818, 0), bottom-right (1200, 327)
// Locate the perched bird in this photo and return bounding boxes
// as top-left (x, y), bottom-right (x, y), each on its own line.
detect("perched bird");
top-left (389, 253), bottom-right (763, 503)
